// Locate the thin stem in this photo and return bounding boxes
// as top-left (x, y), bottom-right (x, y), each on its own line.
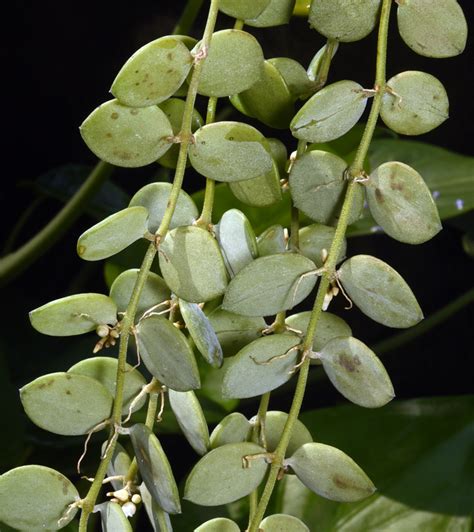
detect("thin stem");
top-left (172, 0), bottom-right (205, 35)
top-left (234, 19), bottom-right (244, 30)
top-left (314, 38), bottom-right (337, 89)
top-left (198, 96), bottom-right (218, 226)
top-left (0, 161), bottom-right (112, 287)
top-left (2, 196), bottom-right (44, 255)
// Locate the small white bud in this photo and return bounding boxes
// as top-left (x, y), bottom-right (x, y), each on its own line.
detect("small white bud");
top-left (122, 501), bottom-right (136, 518)
top-left (131, 493), bottom-right (142, 505)
top-left (96, 324), bottom-right (109, 338)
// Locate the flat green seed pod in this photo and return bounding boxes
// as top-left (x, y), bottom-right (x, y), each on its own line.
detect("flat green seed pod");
top-left (260, 514), bottom-right (310, 531)
top-left (129, 423), bottom-right (181, 514)
top-left (381, 71), bottom-right (449, 136)
top-left (196, 30), bottom-right (265, 97)
top-left (216, 209), bottom-right (258, 277)
top-left (338, 255), bottom-right (423, 328)
top-left (105, 442), bottom-right (132, 491)
top-left (129, 182), bottom-right (198, 233)
top-left (77, 206), bottom-right (148, 261)
top-left (257, 225), bottom-right (287, 256)
top-left (290, 80), bottom-right (368, 143)
top-left (135, 314), bottom-right (200, 391)
top-left (219, 0), bottom-right (270, 19)
top-left (286, 442), bottom-right (375, 501)
top-left (366, 161), bottom-right (442, 244)
top-left (0, 465), bottom-right (79, 531)
top-left (139, 483), bottom-right (173, 532)
top-left (298, 223), bottom-right (347, 267)
top-left (169, 389), bottom-right (210, 455)
top-left (222, 334), bottom-right (301, 399)
top-left (158, 98), bottom-right (203, 169)
top-left (223, 253), bottom-right (317, 317)
top-left (210, 412), bottom-right (252, 449)
top-left (289, 150), bottom-right (364, 225)
top-left (110, 269), bottom-right (171, 320)
top-left (184, 442), bottom-right (268, 506)
top-left (236, 61), bottom-right (294, 129)
top-left (68, 356), bottom-right (146, 415)
top-left (268, 57), bottom-right (313, 100)
top-left (189, 122), bottom-right (274, 182)
top-left (246, 0), bottom-right (297, 28)
top-left (20, 372), bottom-right (113, 435)
top-left (80, 99), bottom-right (173, 167)
top-left (397, 0), bottom-right (467, 58)
top-left (29, 293), bottom-right (117, 336)
top-left (179, 299), bottom-right (223, 368)
top-left (111, 36), bottom-right (193, 107)
top-left (229, 162), bottom-right (282, 207)
top-left (320, 336), bottom-right (394, 407)
top-left (208, 308), bottom-right (266, 357)
top-left (309, 0), bottom-right (382, 42)
top-left (97, 502), bottom-right (132, 531)
top-left (159, 226), bottom-right (228, 303)
top-left (307, 42), bottom-right (339, 82)
top-left (196, 518), bottom-right (241, 532)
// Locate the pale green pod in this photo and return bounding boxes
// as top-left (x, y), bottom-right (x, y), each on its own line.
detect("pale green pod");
top-left (338, 255), bottom-right (423, 328)
top-left (222, 334), bottom-right (301, 399)
top-left (366, 161), bottom-right (442, 244)
top-left (298, 223), bottom-right (347, 267)
top-left (309, 0), bottom-right (382, 42)
top-left (196, 30), bottom-right (265, 97)
top-left (159, 226), bottom-right (228, 303)
top-left (135, 314), bottom-right (200, 391)
top-left (77, 206), bottom-right (148, 261)
top-left (111, 36), bottom-right (193, 107)
top-left (260, 514), bottom-right (310, 531)
top-left (80, 99), bottom-right (173, 167)
top-left (307, 42), bottom-right (339, 82)
top-left (20, 372), bottom-right (113, 436)
top-left (220, 0), bottom-right (270, 19)
top-left (397, 0), bottom-right (467, 58)
top-left (209, 412), bottom-right (252, 449)
top-left (222, 253), bottom-right (317, 317)
top-left (246, 0), bottom-right (297, 28)
top-left (169, 389), bottom-right (210, 455)
top-left (268, 57), bottom-right (313, 100)
top-left (289, 150), bottom-right (364, 225)
top-left (189, 121), bottom-right (274, 182)
top-left (29, 293), bottom-right (117, 336)
top-left (184, 442), bottom-right (268, 506)
top-left (97, 502), bottom-right (132, 532)
top-left (229, 162), bottom-right (282, 207)
top-left (139, 483), bottom-right (173, 532)
top-left (129, 181), bottom-right (199, 233)
top-left (286, 442), bottom-right (376, 501)
top-left (381, 71), bottom-right (449, 136)
top-left (291, 80), bottom-right (368, 143)
top-left (257, 225), bottom-right (287, 256)
top-left (0, 465), bottom-right (79, 531)
top-left (320, 336), bottom-right (395, 407)
top-left (196, 518), bottom-right (241, 532)
top-left (129, 424), bottom-right (181, 514)
top-left (105, 441), bottom-right (132, 491)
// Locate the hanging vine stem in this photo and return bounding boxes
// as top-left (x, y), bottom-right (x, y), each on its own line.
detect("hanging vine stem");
top-left (77, 1), bottom-right (221, 529)
top-left (247, 1), bottom-right (393, 529)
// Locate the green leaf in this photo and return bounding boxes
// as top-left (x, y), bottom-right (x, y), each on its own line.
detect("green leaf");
top-left (307, 42), bottom-right (339, 83)
top-left (77, 206), bottom-right (148, 261)
top-left (268, 57), bottom-right (313, 100)
top-left (184, 442), bottom-right (268, 506)
top-left (196, 30), bottom-right (264, 97)
top-left (111, 36), bottom-right (193, 107)
top-left (210, 412), bottom-right (252, 449)
top-left (319, 336), bottom-right (394, 408)
top-left (80, 99), bottom-right (173, 167)
top-left (136, 314), bottom-right (200, 391)
top-left (105, 442), bottom-right (132, 491)
top-left (257, 225), bottom-right (287, 256)
top-left (159, 226), bottom-right (228, 303)
top-left (222, 334), bottom-right (301, 399)
top-left (222, 253), bottom-right (317, 317)
top-left (338, 254), bottom-right (423, 328)
top-left (267, 137), bottom-right (289, 174)
top-left (397, 0), bottom-right (467, 58)
top-left (139, 482), bottom-right (173, 532)
top-left (68, 356), bottom-right (146, 415)
top-left (129, 423), bottom-right (181, 514)
top-left (169, 389), bottom-right (210, 455)
top-left (298, 223), bottom-right (347, 267)
top-left (20, 372), bottom-right (113, 435)
top-left (229, 164), bottom-right (282, 208)
top-left (97, 502), bottom-right (132, 531)
top-left (286, 442), bottom-right (375, 502)
top-left (29, 293), bottom-right (117, 336)
top-left (245, 0), bottom-right (296, 27)
top-left (0, 465), bottom-right (79, 531)
top-left (260, 514), bottom-right (309, 531)
top-left (219, 0), bottom-right (270, 19)
top-left (365, 161), bottom-right (442, 244)
top-left (195, 518), bottom-right (240, 531)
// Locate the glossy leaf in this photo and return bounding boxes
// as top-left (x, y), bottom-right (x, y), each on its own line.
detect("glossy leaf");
top-left (0, 465), bottom-right (79, 530)
top-left (338, 255), bottom-right (423, 328)
top-left (20, 372), bottom-right (113, 435)
top-left (159, 226), bottom-right (228, 303)
top-left (97, 502), bottom-right (132, 532)
top-left (139, 482), bottom-right (173, 532)
top-left (129, 423), bottom-right (181, 514)
top-left (111, 36), bottom-right (193, 107)
top-left (245, 0), bottom-right (296, 28)
top-left (366, 161), bottom-right (442, 244)
top-left (210, 412), bottom-right (252, 449)
top-left (106, 441), bottom-right (132, 491)
top-left (299, 223), bottom-right (347, 267)
top-left (268, 57), bottom-right (313, 100)
top-left (77, 206), bottom-right (148, 261)
top-left (257, 225), bottom-right (287, 256)
top-left (196, 518), bottom-right (240, 532)
top-left (260, 514), bottom-right (309, 531)
top-left (136, 314), bottom-right (200, 391)
top-left (184, 442), bottom-right (268, 506)
top-left (80, 99), bottom-right (173, 167)
top-left (229, 163), bottom-right (282, 207)
top-left (222, 334), bottom-right (301, 399)
top-left (29, 293), bottom-right (117, 336)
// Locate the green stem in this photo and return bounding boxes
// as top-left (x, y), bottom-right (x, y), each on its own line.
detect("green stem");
top-left (2, 196), bottom-right (44, 255)
top-left (234, 19), bottom-right (244, 30)
top-left (198, 96), bottom-right (218, 226)
top-left (0, 161), bottom-right (112, 287)
top-left (314, 38), bottom-right (337, 90)
top-left (172, 0), bottom-right (205, 35)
